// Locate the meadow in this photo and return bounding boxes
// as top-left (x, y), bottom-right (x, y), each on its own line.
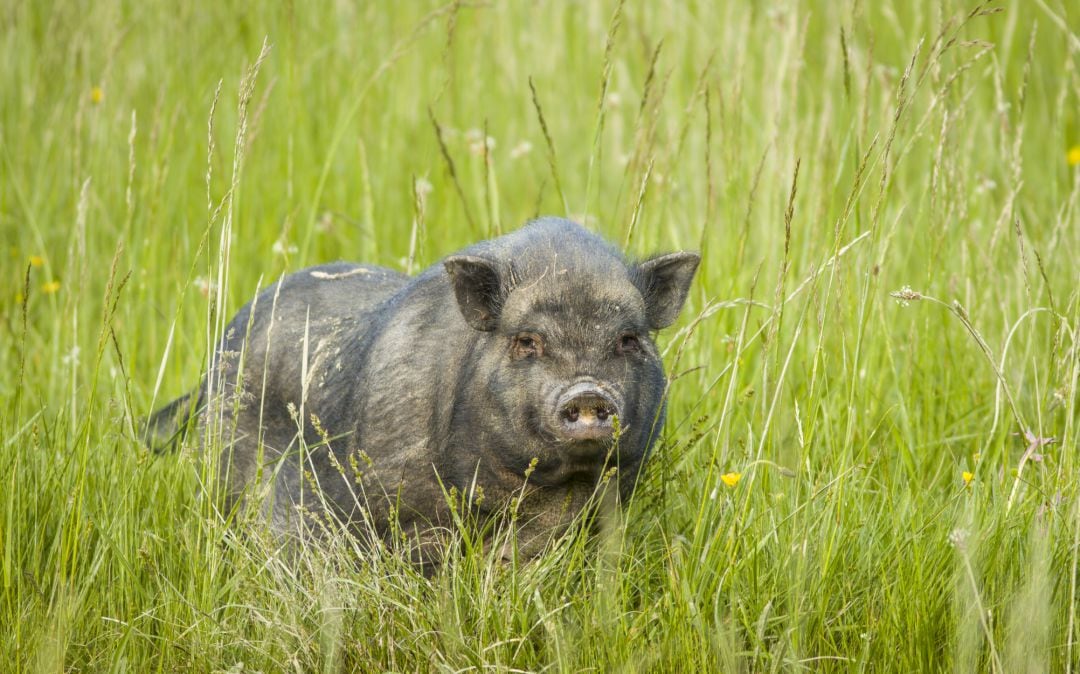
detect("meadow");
top-left (2, 0), bottom-right (1078, 670)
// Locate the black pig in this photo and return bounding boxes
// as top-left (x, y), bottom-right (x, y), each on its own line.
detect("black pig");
top-left (146, 217), bottom-right (699, 564)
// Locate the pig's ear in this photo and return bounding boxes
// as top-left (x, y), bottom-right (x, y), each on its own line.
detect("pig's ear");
top-left (634, 252), bottom-right (701, 329)
top-left (444, 255), bottom-right (504, 331)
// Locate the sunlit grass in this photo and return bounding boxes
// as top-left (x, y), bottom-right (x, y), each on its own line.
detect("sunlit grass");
top-left (2, 0), bottom-right (1078, 671)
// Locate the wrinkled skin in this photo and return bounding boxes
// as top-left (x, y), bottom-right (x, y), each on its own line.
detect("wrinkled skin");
top-left (146, 218), bottom-right (699, 567)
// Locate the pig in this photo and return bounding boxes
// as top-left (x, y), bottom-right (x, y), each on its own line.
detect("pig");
top-left (145, 217), bottom-right (699, 566)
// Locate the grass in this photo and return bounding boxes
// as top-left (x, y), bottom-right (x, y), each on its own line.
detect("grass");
top-left (2, 0), bottom-right (1078, 670)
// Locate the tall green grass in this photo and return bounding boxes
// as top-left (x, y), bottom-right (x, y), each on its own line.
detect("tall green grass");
top-left (2, 0), bottom-right (1078, 670)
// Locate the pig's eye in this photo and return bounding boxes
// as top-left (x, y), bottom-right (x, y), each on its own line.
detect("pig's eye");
top-left (617, 333), bottom-right (641, 355)
top-left (511, 332), bottom-right (543, 359)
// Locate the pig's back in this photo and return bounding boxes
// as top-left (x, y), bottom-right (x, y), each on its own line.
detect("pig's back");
top-left (295, 262), bottom-right (410, 316)
top-left (212, 262), bottom-right (410, 414)
top-left (230, 262), bottom-right (408, 339)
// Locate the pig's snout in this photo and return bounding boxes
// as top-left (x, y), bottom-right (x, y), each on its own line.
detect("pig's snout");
top-left (555, 382), bottom-right (620, 442)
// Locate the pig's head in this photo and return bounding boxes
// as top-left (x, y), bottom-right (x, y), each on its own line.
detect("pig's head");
top-left (442, 219), bottom-right (699, 500)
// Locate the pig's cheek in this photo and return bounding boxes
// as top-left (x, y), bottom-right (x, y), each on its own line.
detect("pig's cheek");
top-left (521, 402), bottom-right (545, 439)
top-left (515, 367), bottom-right (554, 425)
top-left (619, 363), bottom-right (665, 445)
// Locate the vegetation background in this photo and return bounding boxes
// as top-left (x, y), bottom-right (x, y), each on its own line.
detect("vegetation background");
top-left (2, 0), bottom-right (1078, 670)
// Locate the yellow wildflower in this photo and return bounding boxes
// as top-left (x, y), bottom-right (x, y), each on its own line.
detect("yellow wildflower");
top-left (90, 86), bottom-right (104, 104)
top-left (29, 255), bottom-right (44, 267)
top-left (42, 280), bottom-right (61, 294)
top-left (962, 471), bottom-right (974, 486)
top-left (720, 472), bottom-right (742, 488)
top-left (1068, 145), bottom-right (1080, 166)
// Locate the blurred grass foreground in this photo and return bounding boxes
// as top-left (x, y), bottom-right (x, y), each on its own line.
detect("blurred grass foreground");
top-left (2, 1), bottom-right (1079, 671)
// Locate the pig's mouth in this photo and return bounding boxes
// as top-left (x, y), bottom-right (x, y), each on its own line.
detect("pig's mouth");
top-left (515, 420), bottom-right (615, 487)
top-left (559, 434), bottom-right (617, 459)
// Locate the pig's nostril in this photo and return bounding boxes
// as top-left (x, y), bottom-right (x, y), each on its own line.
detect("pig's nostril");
top-left (560, 400), bottom-right (614, 423)
top-left (556, 385), bottom-right (619, 440)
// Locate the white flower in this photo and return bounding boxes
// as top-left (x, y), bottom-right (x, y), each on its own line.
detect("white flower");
top-left (193, 276), bottom-right (217, 298)
top-left (948, 528), bottom-right (969, 550)
top-left (889, 285), bottom-right (922, 307)
top-left (315, 212), bottom-right (334, 233)
top-left (414, 177), bottom-right (433, 198)
top-left (469, 134), bottom-right (496, 156)
top-left (974, 176), bottom-right (997, 195)
top-left (509, 141), bottom-right (533, 160)
top-left (271, 239), bottom-right (298, 256)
